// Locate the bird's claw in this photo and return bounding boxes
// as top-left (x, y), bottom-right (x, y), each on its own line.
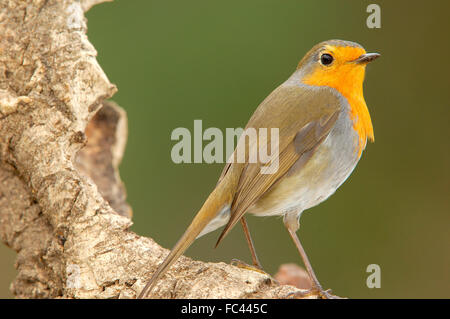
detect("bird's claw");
top-left (286, 287), bottom-right (346, 299)
top-left (231, 258), bottom-right (265, 273)
top-left (230, 259), bottom-right (278, 284)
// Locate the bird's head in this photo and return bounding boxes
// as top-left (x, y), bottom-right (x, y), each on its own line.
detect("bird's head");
top-left (297, 40), bottom-right (379, 97)
top-left (294, 40), bottom-right (379, 152)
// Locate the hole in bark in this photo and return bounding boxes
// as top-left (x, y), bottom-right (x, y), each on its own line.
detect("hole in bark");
top-left (74, 101), bottom-right (131, 219)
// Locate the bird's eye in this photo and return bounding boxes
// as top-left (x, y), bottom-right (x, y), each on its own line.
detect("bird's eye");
top-left (320, 53), bottom-right (334, 66)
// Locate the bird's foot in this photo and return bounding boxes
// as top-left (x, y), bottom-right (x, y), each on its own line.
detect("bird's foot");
top-left (286, 287), bottom-right (346, 299)
top-left (231, 258), bottom-right (264, 272)
top-left (230, 259), bottom-right (278, 284)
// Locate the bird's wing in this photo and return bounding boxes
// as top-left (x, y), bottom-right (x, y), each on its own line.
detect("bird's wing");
top-left (215, 84), bottom-right (341, 246)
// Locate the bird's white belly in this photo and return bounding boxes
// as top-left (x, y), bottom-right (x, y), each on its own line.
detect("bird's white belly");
top-left (198, 106), bottom-right (363, 238)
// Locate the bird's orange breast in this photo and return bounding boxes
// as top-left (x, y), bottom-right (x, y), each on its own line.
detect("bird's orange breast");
top-left (302, 54), bottom-right (374, 156)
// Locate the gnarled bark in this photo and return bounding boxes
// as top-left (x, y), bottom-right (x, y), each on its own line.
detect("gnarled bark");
top-left (0, 0), bottom-right (313, 298)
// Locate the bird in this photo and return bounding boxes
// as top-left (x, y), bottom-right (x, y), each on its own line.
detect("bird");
top-left (138, 39), bottom-right (379, 299)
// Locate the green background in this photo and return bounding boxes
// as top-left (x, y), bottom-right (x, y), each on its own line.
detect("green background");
top-left (1, 0), bottom-right (449, 298)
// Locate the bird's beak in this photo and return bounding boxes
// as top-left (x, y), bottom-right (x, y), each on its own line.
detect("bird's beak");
top-left (353, 53), bottom-right (380, 64)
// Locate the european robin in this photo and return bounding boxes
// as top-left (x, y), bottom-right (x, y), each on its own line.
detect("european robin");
top-left (138, 39), bottom-right (379, 299)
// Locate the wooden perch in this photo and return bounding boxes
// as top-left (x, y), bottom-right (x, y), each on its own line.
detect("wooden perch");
top-left (0, 0), bottom-right (315, 298)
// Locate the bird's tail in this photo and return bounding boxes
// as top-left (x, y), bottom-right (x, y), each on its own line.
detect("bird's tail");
top-left (137, 181), bottom-right (231, 299)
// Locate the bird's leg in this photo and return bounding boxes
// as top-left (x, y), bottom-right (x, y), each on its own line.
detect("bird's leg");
top-left (230, 217), bottom-right (276, 280)
top-left (283, 212), bottom-right (343, 299)
top-left (231, 217), bottom-right (264, 273)
top-left (240, 216), bottom-right (263, 269)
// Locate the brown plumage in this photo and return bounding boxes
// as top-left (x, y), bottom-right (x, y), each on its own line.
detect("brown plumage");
top-left (138, 40), bottom-right (379, 299)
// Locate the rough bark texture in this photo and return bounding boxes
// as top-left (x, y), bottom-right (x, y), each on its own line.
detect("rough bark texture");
top-left (0, 0), bottom-right (314, 298)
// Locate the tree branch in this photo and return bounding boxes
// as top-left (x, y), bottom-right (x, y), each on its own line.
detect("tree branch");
top-left (0, 0), bottom-right (313, 298)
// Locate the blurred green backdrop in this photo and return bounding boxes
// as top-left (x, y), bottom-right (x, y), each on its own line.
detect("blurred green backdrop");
top-left (1, 0), bottom-right (449, 298)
